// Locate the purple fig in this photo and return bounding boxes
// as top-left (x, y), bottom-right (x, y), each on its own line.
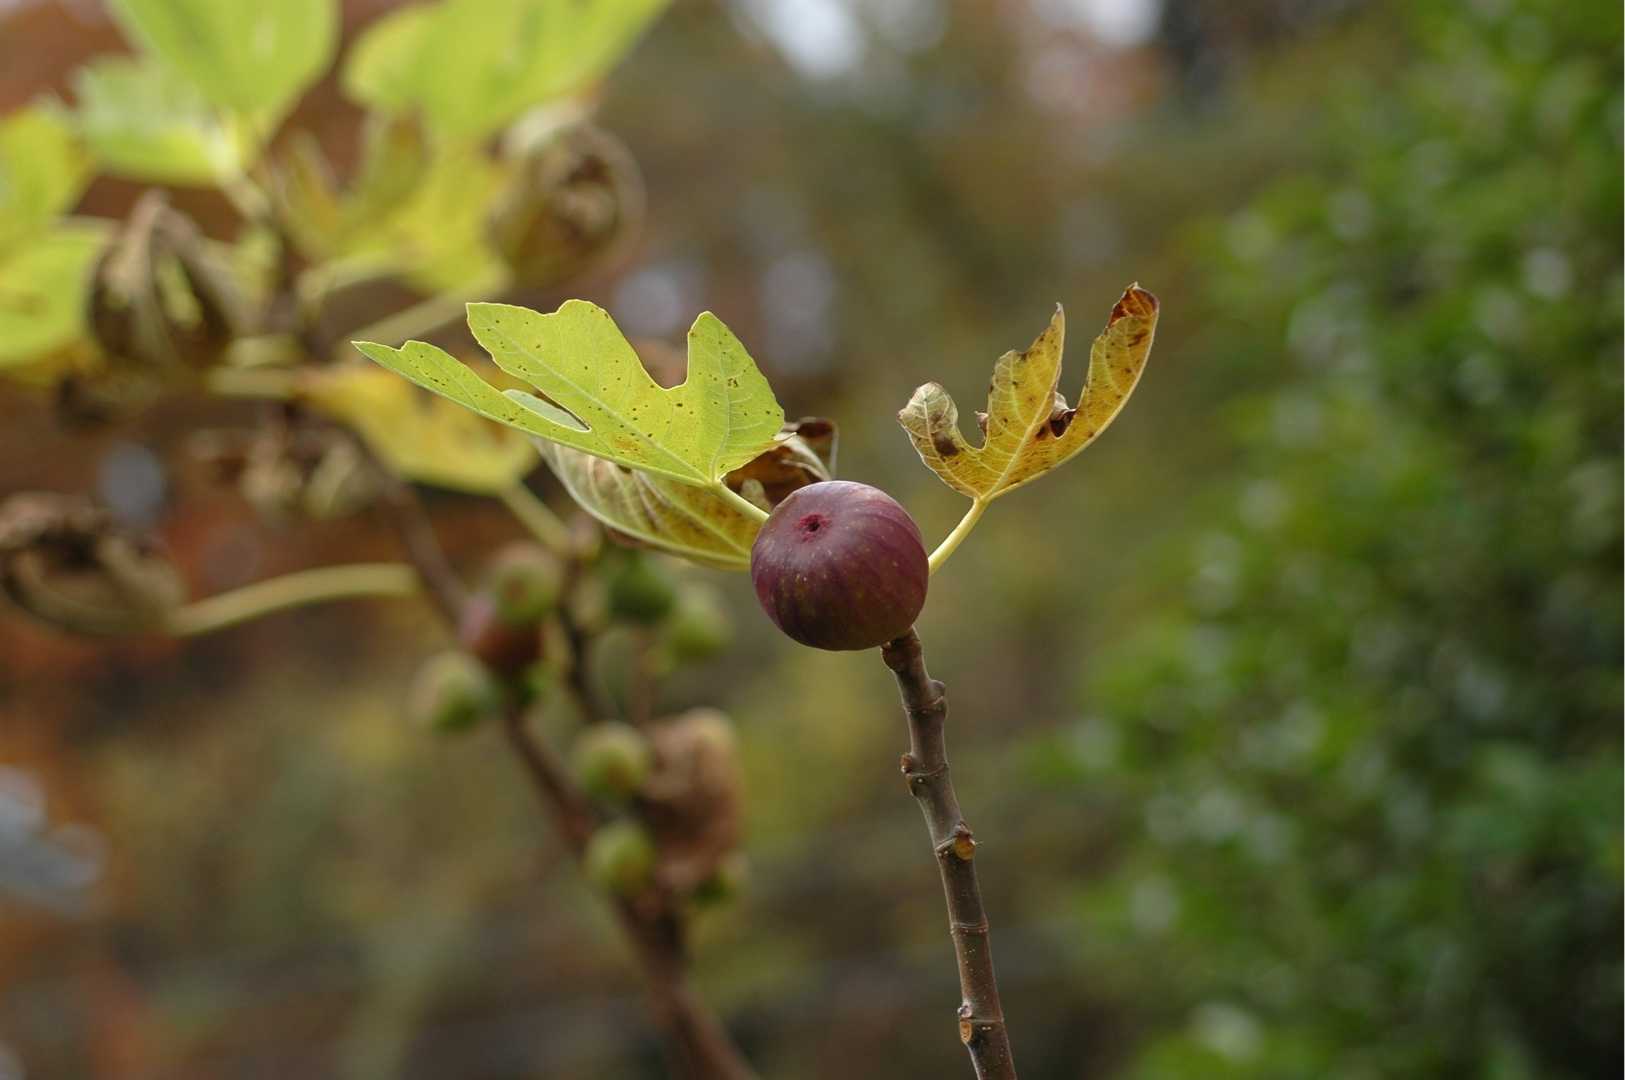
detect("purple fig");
top-left (749, 481), bottom-right (927, 651)
top-left (457, 591), bottom-right (543, 678)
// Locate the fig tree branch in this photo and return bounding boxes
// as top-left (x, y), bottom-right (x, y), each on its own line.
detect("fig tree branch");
top-left (882, 629), bottom-right (1017, 1079)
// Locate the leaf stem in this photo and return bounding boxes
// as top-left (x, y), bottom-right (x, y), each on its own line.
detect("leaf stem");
top-left (498, 484), bottom-right (575, 556)
top-left (928, 498), bottom-right (988, 575)
top-left (882, 630), bottom-right (1017, 1078)
top-left (163, 563), bottom-right (419, 636)
top-left (204, 366), bottom-right (299, 400)
top-left (716, 483), bottom-right (771, 524)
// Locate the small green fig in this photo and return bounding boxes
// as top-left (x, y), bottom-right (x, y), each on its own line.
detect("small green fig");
top-left (661, 585), bottom-right (733, 665)
top-left (690, 853), bottom-right (749, 908)
top-left (571, 721), bottom-right (654, 800)
top-left (749, 481), bottom-right (928, 651)
top-left (484, 542), bottom-right (565, 623)
top-left (606, 554), bottom-right (676, 625)
top-left (584, 820), bottom-right (657, 897)
top-left (408, 651), bottom-right (502, 733)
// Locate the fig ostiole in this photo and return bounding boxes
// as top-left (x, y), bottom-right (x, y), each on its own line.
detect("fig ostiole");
top-left (749, 480), bottom-right (928, 651)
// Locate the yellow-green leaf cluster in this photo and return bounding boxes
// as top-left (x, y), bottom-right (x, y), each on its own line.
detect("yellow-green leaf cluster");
top-left (72, 57), bottom-right (249, 185)
top-left (108, 0), bottom-right (336, 120)
top-left (900, 285), bottom-right (1158, 503)
top-left (299, 365), bottom-right (536, 494)
top-left (0, 106), bottom-right (89, 252)
top-left (344, 0), bottom-right (671, 140)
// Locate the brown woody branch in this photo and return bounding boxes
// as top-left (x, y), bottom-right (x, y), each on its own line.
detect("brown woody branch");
top-left (882, 629), bottom-right (1017, 1080)
top-left (383, 490), bottom-right (754, 1078)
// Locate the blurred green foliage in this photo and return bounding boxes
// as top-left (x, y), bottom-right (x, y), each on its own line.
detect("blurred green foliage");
top-left (1030, 1), bottom-right (1622, 1075)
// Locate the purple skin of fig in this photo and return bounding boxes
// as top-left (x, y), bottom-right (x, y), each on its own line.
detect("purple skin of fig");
top-left (749, 480), bottom-right (928, 651)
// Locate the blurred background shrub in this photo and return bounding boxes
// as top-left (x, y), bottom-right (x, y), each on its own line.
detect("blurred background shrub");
top-left (0, 0), bottom-right (1618, 1077)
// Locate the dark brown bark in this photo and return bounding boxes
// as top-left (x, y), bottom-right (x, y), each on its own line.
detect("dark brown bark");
top-left (389, 493), bottom-right (756, 1078)
top-left (882, 630), bottom-right (1017, 1080)
top-left (503, 705), bottom-right (756, 1079)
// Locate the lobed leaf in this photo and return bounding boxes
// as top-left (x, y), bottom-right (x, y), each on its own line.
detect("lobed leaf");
top-left (0, 106), bottom-right (89, 253)
top-left (73, 58), bottom-right (246, 185)
top-left (299, 365), bottom-right (536, 494)
top-left (899, 285), bottom-right (1158, 502)
top-left (343, 0), bottom-right (670, 139)
top-left (108, 0), bottom-right (337, 119)
top-left (355, 300), bottom-right (785, 487)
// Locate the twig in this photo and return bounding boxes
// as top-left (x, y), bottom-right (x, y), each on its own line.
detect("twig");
top-left (502, 695), bottom-right (757, 1079)
top-left (882, 630), bottom-right (1017, 1079)
top-left (372, 473), bottom-right (467, 626)
top-left (163, 563), bottom-right (419, 636)
top-left (388, 481), bottom-right (755, 1078)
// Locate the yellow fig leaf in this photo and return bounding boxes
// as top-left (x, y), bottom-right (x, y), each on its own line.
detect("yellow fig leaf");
top-left (300, 364), bottom-right (536, 494)
top-left (355, 300), bottom-right (785, 488)
top-left (899, 284), bottom-right (1158, 502)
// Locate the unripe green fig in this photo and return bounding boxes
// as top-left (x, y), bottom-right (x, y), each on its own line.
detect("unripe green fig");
top-left (749, 481), bottom-right (928, 651)
top-left (584, 820), bottom-right (657, 897)
top-left (571, 721), bottom-right (654, 800)
top-left (483, 542), bottom-right (565, 623)
top-left (661, 585), bottom-right (733, 665)
top-left (457, 592), bottom-right (544, 679)
top-left (606, 554), bottom-right (676, 625)
top-left (408, 651), bottom-right (502, 734)
top-left (690, 853), bottom-right (749, 908)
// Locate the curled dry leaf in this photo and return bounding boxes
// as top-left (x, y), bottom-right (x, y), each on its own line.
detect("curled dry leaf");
top-left (540, 417), bottom-right (836, 570)
top-left (899, 284), bottom-right (1158, 502)
top-left (0, 492), bottom-right (185, 636)
top-left (640, 708), bottom-right (743, 894)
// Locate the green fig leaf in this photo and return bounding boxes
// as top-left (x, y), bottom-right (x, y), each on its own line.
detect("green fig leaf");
top-left (299, 364), bottom-right (537, 494)
top-left (0, 105), bottom-right (90, 253)
top-left (108, 0), bottom-right (337, 118)
top-left (0, 221), bottom-right (110, 370)
top-left (537, 443), bottom-right (758, 570)
top-left (899, 284), bottom-right (1158, 502)
top-left (274, 114), bottom-right (429, 261)
top-left (343, 0), bottom-right (670, 139)
top-left (541, 418), bottom-right (836, 570)
top-left (355, 300), bottom-right (785, 487)
top-left (73, 57), bottom-right (247, 185)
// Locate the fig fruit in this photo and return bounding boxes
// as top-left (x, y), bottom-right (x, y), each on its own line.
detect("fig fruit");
top-left (457, 592), bottom-right (543, 679)
top-left (749, 481), bottom-right (927, 651)
top-left (571, 721), bottom-right (654, 800)
top-left (661, 585), bottom-right (733, 665)
top-left (584, 820), bottom-right (657, 897)
top-left (606, 554), bottom-right (676, 625)
top-left (484, 542), bottom-right (564, 623)
top-left (408, 651), bottom-right (502, 733)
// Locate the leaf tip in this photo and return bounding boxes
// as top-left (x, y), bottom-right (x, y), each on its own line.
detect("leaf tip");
top-left (1111, 283), bottom-right (1159, 323)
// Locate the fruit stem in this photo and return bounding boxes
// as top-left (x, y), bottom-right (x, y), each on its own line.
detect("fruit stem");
top-left (882, 630), bottom-right (1017, 1078)
top-left (163, 563), bottom-right (419, 636)
top-left (928, 498), bottom-right (988, 575)
top-left (716, 482), bottom-right (771, 524)
top-left (499, 483), bottom-right (576, 556)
